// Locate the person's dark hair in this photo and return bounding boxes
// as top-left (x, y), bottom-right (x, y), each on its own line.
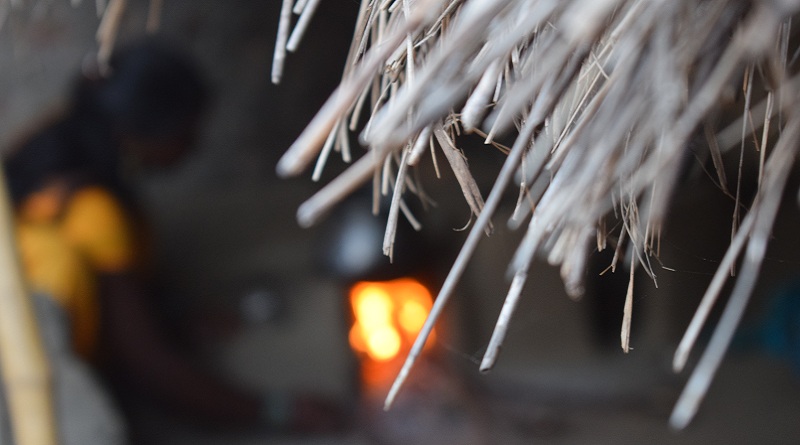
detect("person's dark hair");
top-left (4, 38), bottom-right (207, 205)
top-left (74, 39), bottom-right (208, 141)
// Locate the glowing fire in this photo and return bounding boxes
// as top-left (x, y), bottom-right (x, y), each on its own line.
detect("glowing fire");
top-left (348, 278), bottom-right (435, 363)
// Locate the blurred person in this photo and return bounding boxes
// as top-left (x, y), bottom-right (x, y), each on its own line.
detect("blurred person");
top-left (2, 39), bottom-right (340, 438)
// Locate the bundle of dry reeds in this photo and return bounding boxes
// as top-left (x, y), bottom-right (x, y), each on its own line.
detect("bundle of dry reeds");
top-left (273, 0), bottom-right (800, 429)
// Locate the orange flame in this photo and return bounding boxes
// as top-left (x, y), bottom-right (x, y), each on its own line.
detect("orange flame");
top-left (348, 278), bottom-right (435, 363)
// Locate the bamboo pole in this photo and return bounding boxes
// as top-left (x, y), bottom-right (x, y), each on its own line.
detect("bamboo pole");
top-left (0, 168), bottom-right (58, 445)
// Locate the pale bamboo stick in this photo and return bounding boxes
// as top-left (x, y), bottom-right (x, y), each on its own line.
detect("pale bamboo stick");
top-left (96, 0), bottom-right (127, 69)
top-left (0, 169), bottom-right (58, 445)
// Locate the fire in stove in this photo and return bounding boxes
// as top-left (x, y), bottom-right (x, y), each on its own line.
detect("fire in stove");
top-left (348, 277), bottom-right (436, 387)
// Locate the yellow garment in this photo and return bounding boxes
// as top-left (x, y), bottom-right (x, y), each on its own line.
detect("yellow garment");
top-left (16, 185), bottom-right (137, 359)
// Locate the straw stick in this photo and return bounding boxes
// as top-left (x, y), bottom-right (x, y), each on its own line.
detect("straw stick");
top-left (297, 145), bottom-right (393, 228)
top-left (286, 0), bottom-right (322, 52)
top-left (96, 0), bottom-right (126, 68)
top-left (383, 146), bottom-right (411, 260)
top-left (311, 120), bottom-right (341, 182)
top-left (620, 256), bottom-right (635, 353)
top-left (271, 0), bottom-right (294, 84)
top-left (292, 0), bottom-right (308, 16)
top-left (479, 270), bottom-right (527, 372)
top-left (406, 126), bottom-right (432, 166)
top-left (704, 123), bottom-right (729, 193)
top-left (759, 91), bottom-right (775, 186)
top-left (433, 126), bottom-right (491, 234)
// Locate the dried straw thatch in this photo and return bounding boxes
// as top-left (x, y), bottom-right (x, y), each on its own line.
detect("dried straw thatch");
top-left (273, 0), bottom-right (800, 429)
